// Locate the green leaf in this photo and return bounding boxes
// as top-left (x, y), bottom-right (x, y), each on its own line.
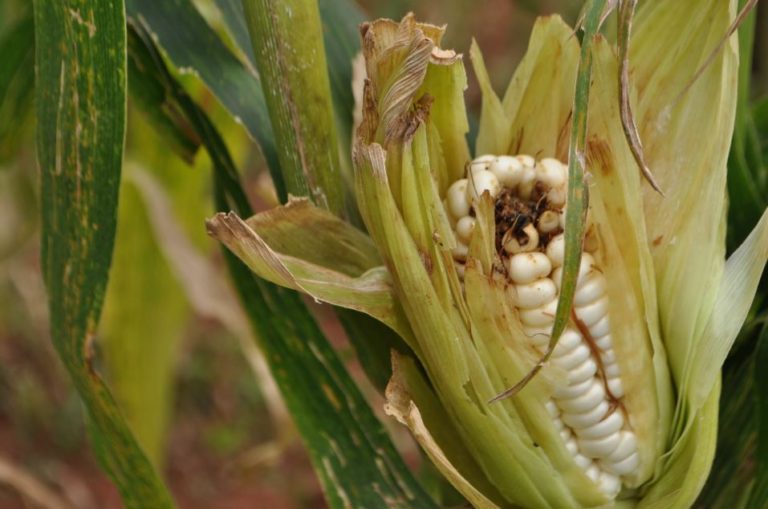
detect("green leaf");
top-left (749, 322), bottom-right (768, 507)
top-left (129, 22), bottom-right (437, 509)
top-left (727, 0), bottom-right (766, 253)
top-left (126, 27), bottom-right (200, 164)
top-left (125, 0), bottom-right (286, 200)
top-left (0, 10), bottom-right (34, 162)
top-left (34, 1), bottom-right (173, 507)
top-left (213, 0), bottom-right (363, 144)
top-left (100, 175), bottom-right (190, 469)
top-left (241, 0), bottom-right (345, 216)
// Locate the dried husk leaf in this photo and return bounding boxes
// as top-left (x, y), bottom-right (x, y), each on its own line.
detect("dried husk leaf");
top-left (205, 199), bottom-right (413, 342)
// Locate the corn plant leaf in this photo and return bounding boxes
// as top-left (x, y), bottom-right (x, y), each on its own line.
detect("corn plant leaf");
top-left (748, 323), bottom-right (768, 507)
top-left (128, 23), bottom-right (437, 509)
top-left (124, 0), bottom-right (286, 200)
top-left (240, 0), bottom-right (345, 216)
top-left (0, 8), bottom-right (34, 162)
top-left (34, 1), bottom-right (174, 507)
top-left (126, 27), bottom-right (200, 164)
top-left (697, 338), bottom-right (758, 508)
top-left (727, 0), bottom-right (766, 253)
top-left (212, 0), bottom-right (363, 145)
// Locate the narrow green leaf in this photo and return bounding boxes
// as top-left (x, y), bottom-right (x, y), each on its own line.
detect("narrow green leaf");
top-left (241, 0), bottom-right (344, 216)
top-left (491, 0), bottom-right (606, 401)
top-left (0, 11), bottom-right (34, 162)
top-left (34, 1), bottom-right (173, 507)
top-left (748, 322), bottom-right (768, 507)
top-left (125, 0), bottom-right (286, 200)
top-left (126, 27), bottom-right (200, 163)
top-left (129, 23), bottom-right (437, 508)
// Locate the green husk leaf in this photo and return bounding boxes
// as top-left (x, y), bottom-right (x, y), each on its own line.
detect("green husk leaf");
top-left (631, 0), bottom-right (738, 393)
top-left (34, 1), bottom-right (174, 506)
top-left (469, 40), bottom-right (508, 158)
top-left (384, 352), bottom-right (503, 509)
top-left (688, 208), bottom-right (768, 410)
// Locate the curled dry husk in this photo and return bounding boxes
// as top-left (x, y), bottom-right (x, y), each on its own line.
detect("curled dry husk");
top-left (208, 1), bottom-right (768, 507)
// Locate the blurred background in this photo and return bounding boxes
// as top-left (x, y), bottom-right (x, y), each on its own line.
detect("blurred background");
top-left (1, 0), bottom-right (767, 508)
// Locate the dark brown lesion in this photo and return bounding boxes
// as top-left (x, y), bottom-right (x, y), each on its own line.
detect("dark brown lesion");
top-left (493, 186), bottom-right (562, 255)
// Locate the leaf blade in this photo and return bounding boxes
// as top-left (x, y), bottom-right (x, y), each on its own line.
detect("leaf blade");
top-left (34, 1), bottom-right (174, 507)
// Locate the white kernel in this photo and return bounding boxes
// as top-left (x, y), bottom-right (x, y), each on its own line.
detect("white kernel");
top-left (559, 427), bottom-right (571, 441)
top-left (452, 242), bottom-right (468, 262)
top-left (607, 377), bottom-right (624, 398)
top-left (584, 463), bottom-right (601, 482)
top-left (466, 170), bottom-right (500, 203)
top-left (455, 263), bottom-right (466, 279)
top-left (604, 361), bottom-right (621, 378)
top-left (516, 154), bottom-right (535, 168)
top-left (575, 296), bottom-right (609, 328)
top-left (562, 400), bottom-right (609, 429)
top-left (553, 376), bottom-right (593, 399)
top-left (565, 437), bottom-right (579, 455)
top-left (546, 234), bottom-right (565, 267)
top-left (455, 216), bottom-right (476, 244)
top-left (605, 452), bottom-right (640, 476)
top-left (503, 223), bottom-right (540, 254)
top-left (545, 400), bottom-right (559, 417)
top-left (537, 210), bottom-right (561, 234)
top-left (547, 186), bottom-right (567, 207)
top-left (518, 165), bottom-right (537, 199)
top-left (554, 329), bottom-right (582, 352)
top-left (556, 379), bottom-right (605, 414)
top-left (568, 358), bottom-right (598, 384)
top-left (519, 298), bottom-right (559, 327)
top-left (470, 154), bottom-right (494, 170)
top-left (597, 472), bottom-right (621, 497)
top-left (514, 278), bottom-right (557, 309)
top-left (578, 431), bottom-right (622, 458)
top-left (489, 155), bottom-right (523, 187)
top-left (578, 411), bottom-right (624, 439)
top-left (574, 273), bottom-right (606, 306)
top-left (536, 158), bottom-right (567, 188)
top-left (507, 252), bottom-right (553, 284)
top-left (606, 431), bottom-right (637, 463)
top-left (553, 417), bottom-right (565, 432)
top-left (590, 316), bottom-right (611, 339)
top-left (601, 349), bottom-right (617, 364)
top-left (573, 453), bottom-right (592, 469)
top-left (446, 179), bottom-right (470, 219)
top-left (552, 253), bottom-right (595, 290)
top-left (552, 343), bottom-right (592, 371)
